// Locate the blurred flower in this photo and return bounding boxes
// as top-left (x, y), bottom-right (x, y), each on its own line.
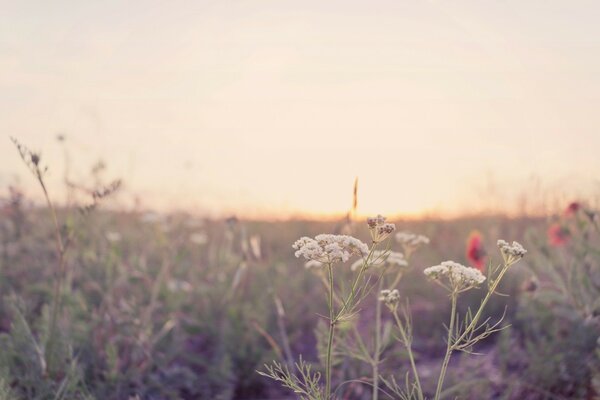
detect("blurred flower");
top-left (379, 289), bottom-right (400, 309)
top-left (424, 261), bottom-right (486, 291)
top-left (547, 223), bottom-right (570, 246)
top-left (167, 279), bottom-right (192, 293)
top-left (140, 211), bottom-right (164, 224)
top-left (189, 232), bottom-right (208, 245)
top-left (466, 230), bottom-right (486, 271)
top-left (522, 277), bottom-right (538, 293)
top-left (350, 250), bottom-right (407, 271)
top-left (395, 231), bottom-right (429, 255)
top-left (293, 234), bottom-right (368, 264)
top-left (564, 201), bottom-right (581, 217)
top-left (105, 231), bottom-right (122, 243)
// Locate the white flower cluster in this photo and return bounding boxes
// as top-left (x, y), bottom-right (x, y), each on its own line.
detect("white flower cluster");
top-left (396, 232), bottom-right (430, 248)
top-left (350, 250), bottom-right (408, 271)
top-left (424, 261), bottom-right (486, 289)
top-left (293, 234), bottom-right (369, 264)
top-left (379, 289), bottom-right (400, 307)
top-left (367, 215), bottom-right (396, 243)
top-left (497, 240), bottom-right (527, 258)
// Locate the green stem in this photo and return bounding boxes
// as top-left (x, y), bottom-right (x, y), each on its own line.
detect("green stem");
top-left (434, 292), bottom-right (457, 400)
top-left (335, 245), bottom-right (377, 320)
top-left (372, 278), bottom-right (384, 400)
top-left (452, 264), bottom-right (508, 347)
top-left (392, 311), bottom-right (423, 400)
top-left (325, 263), bottom-right (335, 399)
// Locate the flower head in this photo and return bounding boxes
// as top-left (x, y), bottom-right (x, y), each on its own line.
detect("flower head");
top-left (350, 250), bottom-right (408, 272)
top-left (396, 231), bottom-right (429, 256)
top-left (564, 201), bottom-right (581, 217)
top-left (293, 234), bottom-right (368, 264)
top-left (424, 261), bottom-right (486, 292)
top-left (497, 239), bottom-right (527, 265)
top-left (379, 289), bottom-right (400, 309)
top-left (466, 230), bottom-right (486, 271)
top-left (367, 215), bottom-right (396, 243)
top-left (547, 224), bottom-right (570, 247)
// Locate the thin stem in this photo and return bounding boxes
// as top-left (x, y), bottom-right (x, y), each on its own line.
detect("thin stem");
top-left (434, 292), bottom-right (457, 400)
top-left (372, 278), bottom-right (384, 400)
top-left (392, 310), bottom-right (423, 400)
top-left (325, 263), bottom-right (335, 399)
top-left (452, 264), bottom-right (508, 348)
top-left (335, 245), bottom-right (377, 321)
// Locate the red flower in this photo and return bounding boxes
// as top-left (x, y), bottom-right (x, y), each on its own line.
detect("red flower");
top-left (564, 201), bottom-right (581, 217)
top-left (466, 231), bottom-right (486, 271)
top-left (548, 223), bottom-right (570, 246)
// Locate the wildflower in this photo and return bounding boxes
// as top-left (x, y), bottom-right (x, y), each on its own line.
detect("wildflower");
top-left (367, 215), bottom-right (396, 243)
top-left (547, 224), bottom-right (570, 247)
top-left (466, 230), bottom-right (486, 271)
top-left (167, 279), bottom-right (192, 293)
top-left (293, 234), bottom-right (368, 264)
top-left (564, 201), bottom-right (581, 217)
top-left (424, 261), bottom-right (486, 291)
top-left (350, 250), bottom-right (407, 271)
top-left (379, 289), bottom-right (400, 308)
top-left (105, 231), bottom-right (122, 243)
top-left (395, 232), bottom-right (429, 256)
top-left (190, 232), bottom-right (208, 245)
top-left (522, 277), bottom-right (538, 293)
top-left (497, 240), bottom-right (527, 265)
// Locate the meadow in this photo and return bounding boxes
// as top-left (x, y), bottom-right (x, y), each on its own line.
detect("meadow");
top-left (0, 149), bottom-right (598, 400)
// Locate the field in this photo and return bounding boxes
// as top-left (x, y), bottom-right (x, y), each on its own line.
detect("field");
top-left (0, 175), bottom-right (598, 399)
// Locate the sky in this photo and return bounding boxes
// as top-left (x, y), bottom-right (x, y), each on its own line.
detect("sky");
top-left (1, 1), bottom-right (599, 218)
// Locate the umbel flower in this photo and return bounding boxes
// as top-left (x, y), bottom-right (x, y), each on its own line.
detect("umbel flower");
top-left (424, 261), bottom-right (486, 292)
top-left (350, 250), bottom-right (407, 271)
top-left (466, 230), bottom-right (486, 271)
top-left (497, 240), bottom-right (527, 265)
top-left (293, 234), bottom-right (369, 264)
top-left (367, 215), bottom-right (396, 243)
top-left (396, 231), bottom-right (430, 256)
top-left (379, 289), bottom-right (400, 308)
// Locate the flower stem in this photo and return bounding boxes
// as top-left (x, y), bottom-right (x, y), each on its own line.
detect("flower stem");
top-left (392, 310), bottom-right (423, 400)
top-left (452, 264), bottom-right (508, 348)
top-left (434, 292), bottom-right (457, 400)
top-left (372, 278), bottom-right (383, 400)
top-left (325, 263), bottom-right (335, 399)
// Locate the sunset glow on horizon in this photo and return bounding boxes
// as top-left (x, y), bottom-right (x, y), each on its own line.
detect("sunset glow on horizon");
top-left (2, 1), bottom-right (600, 218)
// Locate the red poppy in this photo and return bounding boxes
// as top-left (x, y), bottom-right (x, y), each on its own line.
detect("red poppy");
top-left (564, 201), bottom-right (581, 217)
top-left (466, 231), bottom-right (486, 271)
top-left (548, 223), bottom-right (570, 246)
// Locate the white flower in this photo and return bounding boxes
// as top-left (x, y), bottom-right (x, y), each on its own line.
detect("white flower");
top-left (350, 250), bottom-right (408, 271)
top-left (424, 261), bottom-right (486, 290)
top-left (190, 232), bottom-right (208, 245)
top-left (167, 279), bottom-right (192, 293)
top-left (396, 232), bottom-right (430, 248)
top-left (367, 215), bottom-right (396, 243)
top-left (105, 231), bottom-right (122, 243)
top-left (497, 240), bottom-right (527, 259)
top-left (379, 289), bottom-right (401, 307)
top-left (293, 234), bottom-right (368, 264)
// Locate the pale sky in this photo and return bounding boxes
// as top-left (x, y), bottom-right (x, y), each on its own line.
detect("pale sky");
top-left (1, 1), bottom-right (599, 218)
